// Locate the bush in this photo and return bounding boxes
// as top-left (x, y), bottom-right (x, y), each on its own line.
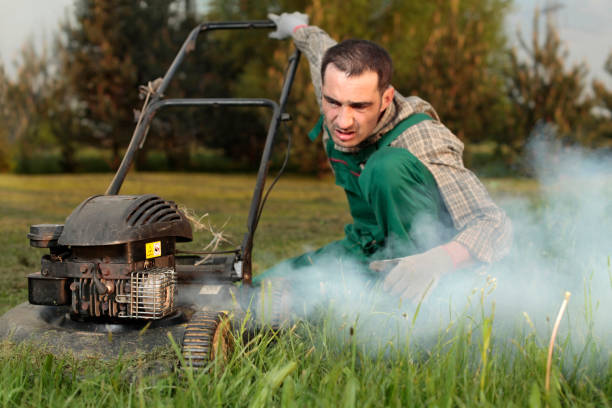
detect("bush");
top-left (74, 148), bottom-right (113, 173)
top-left (14, 151), bottom-right (63, 174)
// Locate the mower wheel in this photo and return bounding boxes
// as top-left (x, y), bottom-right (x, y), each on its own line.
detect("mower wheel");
top-left (181, 310), bottom-right (232, 370)
top-left (254, 278), bottom-right (292, 332)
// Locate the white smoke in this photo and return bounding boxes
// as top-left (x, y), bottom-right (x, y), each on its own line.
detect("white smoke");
top-left (488, 127), bottom-right (612, 355)
top-left (253, 126), bottom-right (612, 362)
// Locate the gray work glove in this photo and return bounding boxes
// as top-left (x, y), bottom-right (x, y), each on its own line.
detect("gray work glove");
top-left (268, 12), bottom-right (309, 39)
top-left (369, 246), bottom-right (454, 303)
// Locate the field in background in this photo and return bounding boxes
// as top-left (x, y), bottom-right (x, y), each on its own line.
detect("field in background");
top-left (2, 173), bottom-right (609, 406)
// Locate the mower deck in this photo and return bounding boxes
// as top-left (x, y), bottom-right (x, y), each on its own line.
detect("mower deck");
top-left (0, 302), bottom-right (190, 358)
top-left (0, 273), bottom-right (248, 359)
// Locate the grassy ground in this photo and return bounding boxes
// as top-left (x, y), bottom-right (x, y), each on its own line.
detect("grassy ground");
top-left (0, 172), bottom-right (609, 406)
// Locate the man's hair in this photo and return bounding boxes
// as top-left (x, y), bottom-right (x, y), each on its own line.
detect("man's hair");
top-left (321, 39), bottom-right (393, 93)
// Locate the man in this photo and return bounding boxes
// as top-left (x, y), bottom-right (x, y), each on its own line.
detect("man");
top-left (257, 12), bottom-right (512, 302)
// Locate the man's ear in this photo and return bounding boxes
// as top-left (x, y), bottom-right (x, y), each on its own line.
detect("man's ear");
top-left (380, 86), bottom-right (394, 112)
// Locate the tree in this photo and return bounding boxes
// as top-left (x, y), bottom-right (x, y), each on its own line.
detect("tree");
top-left (0, 63), bottom-right (11, 171)
top-left (404, 0), bottom-right (512, 144)
top-left (4, 42), bottom-right (57, 173)
top-left (60, 0), bottom-right (183, 168)
top-left (0, 39), bottom-right (86, 173)
top-left (591, 53), bottom-right (612, 146)
top-left (505, 7), bottom-right (592, 157)
top-left (187, 0), bottom-right (321, 171)
top-left (45, 62), bottom-right (91, 172)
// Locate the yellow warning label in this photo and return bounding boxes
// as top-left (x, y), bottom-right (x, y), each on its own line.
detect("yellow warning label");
top-left (146, 241), bottom-right (162, 259)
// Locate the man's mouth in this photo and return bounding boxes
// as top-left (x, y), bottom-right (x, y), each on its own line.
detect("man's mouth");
top-left (334, 128), bottom-right (356, 142)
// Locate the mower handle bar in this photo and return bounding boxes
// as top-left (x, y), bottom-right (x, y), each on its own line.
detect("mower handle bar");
top-left (104, 20), bottom-right (301, 284)
top-left (152, 21), bottom-right (278, 100)
top-left (106, 20), bottom-right (279, 195)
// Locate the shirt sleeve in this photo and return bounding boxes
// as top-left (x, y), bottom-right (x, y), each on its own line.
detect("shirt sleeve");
top-left (398, 120), bottom-right (513, 263)
top-left (291, 26), bottom-right (337, 110)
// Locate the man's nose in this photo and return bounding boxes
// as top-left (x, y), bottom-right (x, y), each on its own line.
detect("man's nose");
top-left (336, 106), bottom-right (354, 129)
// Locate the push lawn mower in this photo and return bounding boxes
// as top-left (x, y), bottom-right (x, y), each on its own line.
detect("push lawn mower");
top-left (0, 20), bottom-right (299, 368)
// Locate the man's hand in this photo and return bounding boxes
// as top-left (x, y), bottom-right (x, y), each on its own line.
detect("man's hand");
top-left (369, 246), bottom-right (455, 303)
top-left (268, 12), bottom-right (309, 39)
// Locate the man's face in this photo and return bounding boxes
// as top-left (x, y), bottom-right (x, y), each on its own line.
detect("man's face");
top-left (321, 63), bottom-right (394, 148)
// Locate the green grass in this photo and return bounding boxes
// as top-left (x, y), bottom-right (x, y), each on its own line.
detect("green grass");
top-left (0, 172), bottom-right (610, 406)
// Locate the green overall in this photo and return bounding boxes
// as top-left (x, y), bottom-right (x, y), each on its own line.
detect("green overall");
top-left (253, 113), bottom-right (452, 283)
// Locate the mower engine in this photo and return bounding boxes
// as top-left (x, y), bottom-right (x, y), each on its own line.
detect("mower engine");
top-left (27, 194), bottom-right (192, 320)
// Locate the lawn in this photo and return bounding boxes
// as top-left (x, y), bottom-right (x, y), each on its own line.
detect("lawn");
top-left (0, 172), bottom-right (610, 406)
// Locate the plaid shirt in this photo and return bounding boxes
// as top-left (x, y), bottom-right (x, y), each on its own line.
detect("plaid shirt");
top-left (293, 26), bottom-right (512, 263)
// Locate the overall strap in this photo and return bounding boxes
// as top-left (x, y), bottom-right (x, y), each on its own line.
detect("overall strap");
top-left (308, 115), bottom-right (325, 142)
top-left (376, 112), bottom-right (432, 148)
top-left (323, 112), bottom-right (432, 168)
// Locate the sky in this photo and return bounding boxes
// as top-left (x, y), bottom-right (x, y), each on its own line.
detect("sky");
top-left (0, 0), bottom-right (73, 72)
top-left (507, 0), bottom-right (612, 87)
top-left (0, 0), bottom-right (611, 88)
